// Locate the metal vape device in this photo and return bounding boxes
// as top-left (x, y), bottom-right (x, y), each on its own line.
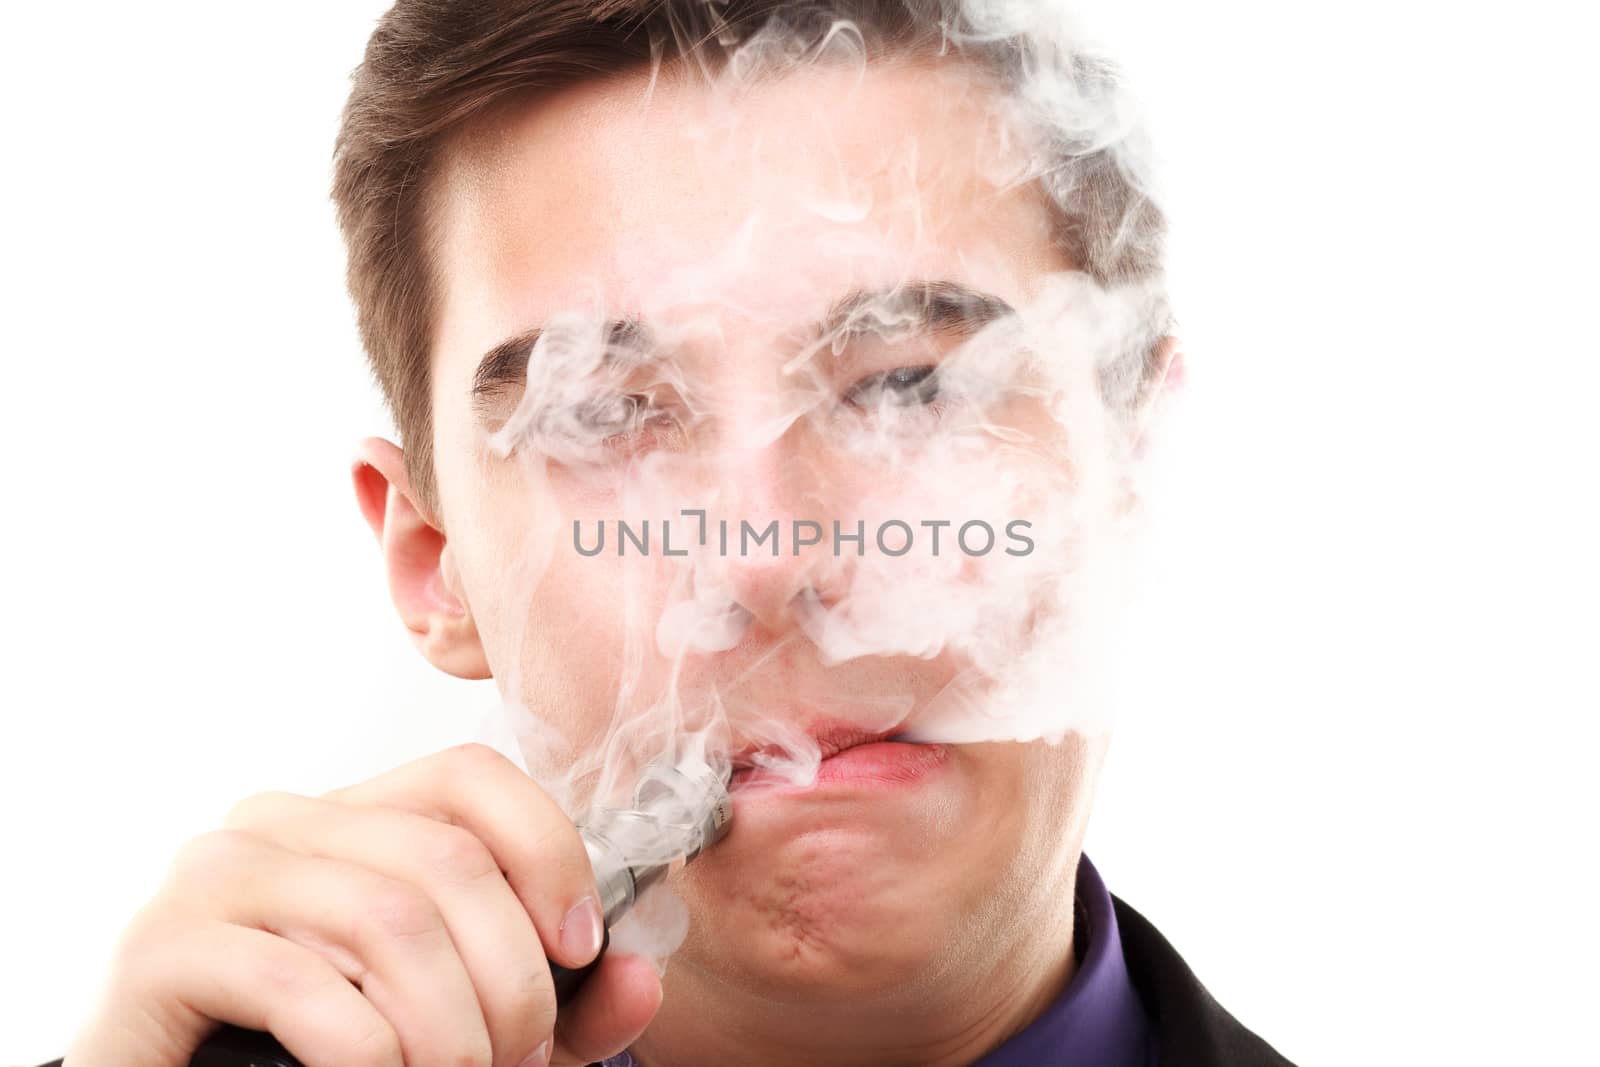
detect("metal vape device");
top-left (187, 759), bottom-right (732, 1067)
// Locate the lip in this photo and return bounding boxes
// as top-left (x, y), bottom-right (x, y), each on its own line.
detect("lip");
top-left (729, 717), bottom-right (949, 791)
top-left (730, 720), bottom-right (898, 767)
top-left (812, 739), bottom-right (950, 785)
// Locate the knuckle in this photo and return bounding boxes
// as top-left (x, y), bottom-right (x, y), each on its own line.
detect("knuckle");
top-left (358, 881), bottom-right (443, 944)
top-left (168, 828), bottom-right (253, 882)
top-left (254, 944), bottom-right (336, 1003)
top-left (222, 790), bottom-right (296, 830)
top-left (113, 901), bottom-right (169, 953)
top-left (422, 825), bottom-right (500, 886)
top-left (105, 905), bottom-right (179, 988)
top-left (342, 1020), bottom-right (403, 1067)
top-left (508, 966), bottom-right (558, 1035)
top-left (445, 1035), bottom-right (494, 1067)
top-left (442, 741), bottom-right (511, 780)
top-left (524, 819), bottom-right (589, 883)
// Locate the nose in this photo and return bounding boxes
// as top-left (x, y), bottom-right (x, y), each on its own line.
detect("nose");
top-left (710, 436), bottom-right (849, 636)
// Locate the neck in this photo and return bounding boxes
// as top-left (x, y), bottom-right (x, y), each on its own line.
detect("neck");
top-left (632, 873), bottom-right (1080, 1067)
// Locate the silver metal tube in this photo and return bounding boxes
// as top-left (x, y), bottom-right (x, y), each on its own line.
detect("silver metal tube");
top-left (579, 760), bottom-right (733, 927)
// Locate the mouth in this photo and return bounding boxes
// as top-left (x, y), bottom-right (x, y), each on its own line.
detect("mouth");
top-left (728, 718), bottom-right (948, 791)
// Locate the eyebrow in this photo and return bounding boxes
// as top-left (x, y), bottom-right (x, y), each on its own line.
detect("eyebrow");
top-left (470, 328), bottom-right (543, 407)
top-left (818, 280), bottom-right (1017, 342)
top-left (468, 279), bottom-right (1015, 413)
top-left (470, 318), bottom-right (647, 416)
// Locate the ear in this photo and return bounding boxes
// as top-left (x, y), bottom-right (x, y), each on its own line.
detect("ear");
top-left (1131, 335), bottom-right (1186, 454)
top-left (352, 438), bottom-right (491, 680)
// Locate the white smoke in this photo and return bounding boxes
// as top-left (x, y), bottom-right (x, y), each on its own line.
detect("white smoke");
top-left (473, 0), bottom-right (1171, 963)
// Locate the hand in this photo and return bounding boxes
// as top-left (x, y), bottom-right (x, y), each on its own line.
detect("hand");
top-left (62, 743), bottom-right (664, 1067)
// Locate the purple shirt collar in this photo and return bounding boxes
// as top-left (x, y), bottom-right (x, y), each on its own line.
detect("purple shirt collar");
top-left (604, 853), bottom-right (1151, 1067)
top-left (972, 853), bottom-right (1155, 1067)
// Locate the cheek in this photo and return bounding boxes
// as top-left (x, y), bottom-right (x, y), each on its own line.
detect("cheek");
top-left (505, 563), bottom-right (640, 738)
top-left (1018, 735), bottom-right (1100, 841)
top-left (435, 455), bottom-right (626, 730)
top-left (966, 743), bottom-right (1050, 849)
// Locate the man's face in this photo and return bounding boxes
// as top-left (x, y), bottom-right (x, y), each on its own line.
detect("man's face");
top-left (421, 57), bottom-right (1118, 1004)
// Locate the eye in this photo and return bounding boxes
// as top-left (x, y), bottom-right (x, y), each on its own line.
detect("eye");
top-left (573, 392), bottom-right (652, 436)
top-left (843, 365), bottom-right (942, 409)
top-left (568, 390), bottom-right (682, 457)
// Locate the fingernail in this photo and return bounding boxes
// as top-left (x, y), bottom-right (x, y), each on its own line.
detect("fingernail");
top-left (559, 895), bottom-right (604, 965)
top-left (518, 1040), bottom-right (549, 1067)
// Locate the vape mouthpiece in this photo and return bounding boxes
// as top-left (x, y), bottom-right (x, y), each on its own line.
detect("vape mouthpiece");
top-left (583, 756), bottom-right (733, 924)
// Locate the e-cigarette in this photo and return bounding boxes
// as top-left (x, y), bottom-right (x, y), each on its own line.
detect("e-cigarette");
top-left (187, 759), bottom-right (732, 1067)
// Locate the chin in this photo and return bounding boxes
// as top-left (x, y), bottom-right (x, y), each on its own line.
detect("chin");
top-left (680, 824), bottom-right (958, 1000)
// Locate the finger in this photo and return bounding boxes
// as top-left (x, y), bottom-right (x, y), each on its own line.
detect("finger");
top-left (324, 743), bottom-right (605, 970)
top-left (162, 829), bottom-right (492, 1067)
top-left (225, 790), bottom-right (555, 1067)
top-left (83, 917), bottom-right (403, 1067)
top-left (551, 953), bottom-right (663, 1067)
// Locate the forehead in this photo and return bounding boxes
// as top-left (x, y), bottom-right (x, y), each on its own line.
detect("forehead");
top-left (428, 56), bottom-right (1064, 386)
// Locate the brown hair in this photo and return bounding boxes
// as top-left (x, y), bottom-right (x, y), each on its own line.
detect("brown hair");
top-left (332, 0), bottom-right (1167, 514)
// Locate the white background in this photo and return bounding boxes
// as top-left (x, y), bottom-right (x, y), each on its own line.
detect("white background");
top-left (2, 2), bottom-right (1596, 1064)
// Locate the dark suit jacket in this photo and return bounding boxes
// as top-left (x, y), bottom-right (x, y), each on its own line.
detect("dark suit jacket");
top-left (1113, 896), bottom-right (1296, 1067)
top-left (32, 900), bottom-right (1296, 1067)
